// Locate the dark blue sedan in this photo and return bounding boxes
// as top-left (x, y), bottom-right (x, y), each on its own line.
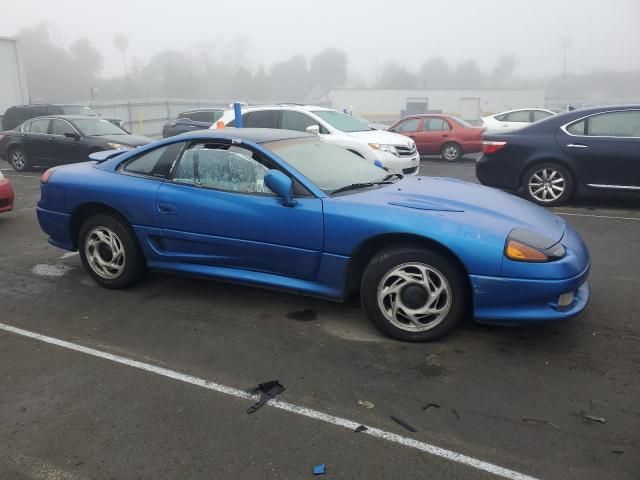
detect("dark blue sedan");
top-left (36, 129), bottom-right (590, 341)
top-left (477, 105), bottom-right (640, 206)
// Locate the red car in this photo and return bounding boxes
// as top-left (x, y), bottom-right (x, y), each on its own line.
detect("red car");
top-left (388, 114), bottom-right (484, 161)
top-left (0, 171), bottom-right (14, 213)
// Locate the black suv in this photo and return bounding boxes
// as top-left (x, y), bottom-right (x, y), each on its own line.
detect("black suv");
top-left (1, 104), bottom-right (124, 131)
top-left (162, 108), bottom-right (224, 138)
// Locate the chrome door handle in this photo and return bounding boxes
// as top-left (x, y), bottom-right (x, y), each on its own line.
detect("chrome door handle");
top-left (567, 144), bottom-right (589, 149)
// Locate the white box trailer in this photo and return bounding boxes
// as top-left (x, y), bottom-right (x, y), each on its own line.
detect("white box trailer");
top-left (0, 36), bottom-right (29, 127)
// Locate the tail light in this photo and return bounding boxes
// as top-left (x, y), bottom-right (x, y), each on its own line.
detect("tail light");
top-left (41, 166), bottom-right (63, 184)
top-left (482, 141), bottom-right (507, 154)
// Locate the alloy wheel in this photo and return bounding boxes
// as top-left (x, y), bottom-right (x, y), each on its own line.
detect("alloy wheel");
top-left (377, 262), bottom-right (452, 332)
top-left (85, 226), bottom-right (126, 279)
top-left (528, 168), bottom-right (565, 203)
top-left (10, 150), bottom-right (26, 170)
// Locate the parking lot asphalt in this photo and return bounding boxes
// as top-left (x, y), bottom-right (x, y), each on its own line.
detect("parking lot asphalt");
top-left (0, 161), bottom-right (639, 480)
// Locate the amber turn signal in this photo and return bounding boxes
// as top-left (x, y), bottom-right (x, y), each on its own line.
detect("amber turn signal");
top-left (505, 240), bottom-right (549, 262)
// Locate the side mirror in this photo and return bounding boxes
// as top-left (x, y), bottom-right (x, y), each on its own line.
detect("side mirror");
top-left (64, 132), bottom-right (81, 140)
top-left (305, 125), bottom-right (320, 135)
top-left (264, 170), bottom-right (296, 207)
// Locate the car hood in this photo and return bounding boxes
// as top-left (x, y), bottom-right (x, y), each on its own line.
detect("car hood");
top-left (343, 176), bottom-right (566, 243)
top-left (347, 129), bottom-right (414, 148)
top-left (88, 134), bottom-right (153, 147)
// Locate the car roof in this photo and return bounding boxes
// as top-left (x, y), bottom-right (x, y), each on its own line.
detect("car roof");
top-left (26, 115), bottom-right (103, 121)
top-left (182, 107), bottom-right (225, 113)
top-left (178, 128), bottom-right (314, 144)
top-left (230, 104), bottom-right (333, 113)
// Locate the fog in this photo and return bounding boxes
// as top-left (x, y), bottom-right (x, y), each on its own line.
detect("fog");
top-left (1, 0), bottom-right (639, 102)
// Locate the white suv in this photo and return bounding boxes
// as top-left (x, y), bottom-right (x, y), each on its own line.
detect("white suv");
top-left (481, 108), bottom-right (557, 132)
top-left (211, 105), bottom-right (420, 175)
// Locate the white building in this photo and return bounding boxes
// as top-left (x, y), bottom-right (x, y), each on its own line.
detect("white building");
top-left (0, 36), bottom-right (29, 114)
top-left (327, 88), bottom-right (547, 124)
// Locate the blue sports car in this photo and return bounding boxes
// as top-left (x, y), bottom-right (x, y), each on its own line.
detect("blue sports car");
top-left (36, 129), bottom-right (590, 341)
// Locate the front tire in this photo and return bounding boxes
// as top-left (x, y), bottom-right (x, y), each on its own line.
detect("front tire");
top-left (78, 214), bottom-right (146, 289)
top-left (523, 163), bottom-right (573, 206)
top-left (361, 246), bottom-right (468, 341)
top-left (441, 142), bottom-right (462, 161)
top-left (9, 147), bottom-right (30, 172)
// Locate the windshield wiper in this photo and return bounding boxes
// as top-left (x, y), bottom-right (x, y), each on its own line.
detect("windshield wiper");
top-left (383, 173), bottom-right (404, 181)
top-left (332, 181), bottom-right (393, 195)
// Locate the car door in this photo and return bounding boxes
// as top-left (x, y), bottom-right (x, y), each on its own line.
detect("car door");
top-left (389, 118), bottom-right (422, 150)
top-left (48, 119), bottom-right (90, 164)
top-left (21, 118), bottom-right (52, 166)
top-left (155, 141), bottom-right (324, 280)
top-left (420, 117), bottom-right (451, 154)
top-left (557, 110), bottom-right (640, 188)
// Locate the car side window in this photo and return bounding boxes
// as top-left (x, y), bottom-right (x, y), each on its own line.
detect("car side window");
top-left (30, 119), bottom-right (51, 134)
top-left (423, 118), bottom-right (449, 131)
top-left (51, 119), bottom-right (78, 136)
top-left (173, 145), bottom-right (273, 195)
top-left (532, 111), bottom-right (552, 121)
top-left (393, 118), bottom-right (420, 133)
top-left (123, 142), bottom-right (185, 179)
top-left (566, 120), bottom-right (586, 135)
top-left (282, 111), bottom-right (321, 132)
top-left (586, 111), bottom-right (640, 137)
top-left (244, 110), bottom-right (279, 128)
top-left (504, 111), bottom-right (530, 122)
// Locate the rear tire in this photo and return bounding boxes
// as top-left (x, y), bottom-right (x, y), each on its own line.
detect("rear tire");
top-left (523, 162), bottom-right (574, 206)
top-left (361, 245), bottom-right (468, 341)
top-left (78, 214), bottom-right (146, 289)
top-left (441, 142), bottom-right (462, 161)
top-left (9, 147), bottom-right (30, 172)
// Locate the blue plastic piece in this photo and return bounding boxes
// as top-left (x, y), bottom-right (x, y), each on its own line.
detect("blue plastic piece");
top-left (374, 159), bottom-right (383, 168)
top-left (313, 464), bottom-right (326, 475)
top-left (233, 102), bottom-right (243, 128)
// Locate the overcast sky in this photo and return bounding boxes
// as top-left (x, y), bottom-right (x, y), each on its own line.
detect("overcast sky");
top-left (1, 0), bottom-right (639, 79)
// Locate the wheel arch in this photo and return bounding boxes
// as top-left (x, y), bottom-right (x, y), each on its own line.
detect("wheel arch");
top-left (69, 202), bottom-right (133, 249)
top-left (345, 233), bottom-right (472, 308)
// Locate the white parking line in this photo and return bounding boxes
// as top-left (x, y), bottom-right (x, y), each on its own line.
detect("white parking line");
top-left (60, 251), bottom-right (79, 259)
top-left (0, 321), bottom-right (539, 480)
top-left (555, 212), bottom-right (640, 221)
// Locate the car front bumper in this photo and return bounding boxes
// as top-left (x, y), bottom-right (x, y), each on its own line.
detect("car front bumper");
top-left (377, 152), bottom-right (421, 176)
top-left (471, 267), bottom-right (590, 323)
top-left (0, 178), bottom-right (14, 213)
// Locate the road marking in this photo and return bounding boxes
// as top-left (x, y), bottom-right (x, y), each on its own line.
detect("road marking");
top-left (3, 174), bottom-right (39, 178)
top-left (555, 212), bottom-right (640, 221)
top-left (0, 322), bottom-right (539, 480)
top-left (60, 251), bottom-right (79, 259)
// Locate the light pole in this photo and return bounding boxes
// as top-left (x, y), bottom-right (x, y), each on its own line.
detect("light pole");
top-left (561, 36), bottom-right (571, 78)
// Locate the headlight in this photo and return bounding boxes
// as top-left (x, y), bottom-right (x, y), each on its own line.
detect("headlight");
top-left (369, 143), bottom-right (399, 157)
top-left (106, 142), bottom-right (131, 150)
top-left (505, 229), bottom-right (566, 262)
